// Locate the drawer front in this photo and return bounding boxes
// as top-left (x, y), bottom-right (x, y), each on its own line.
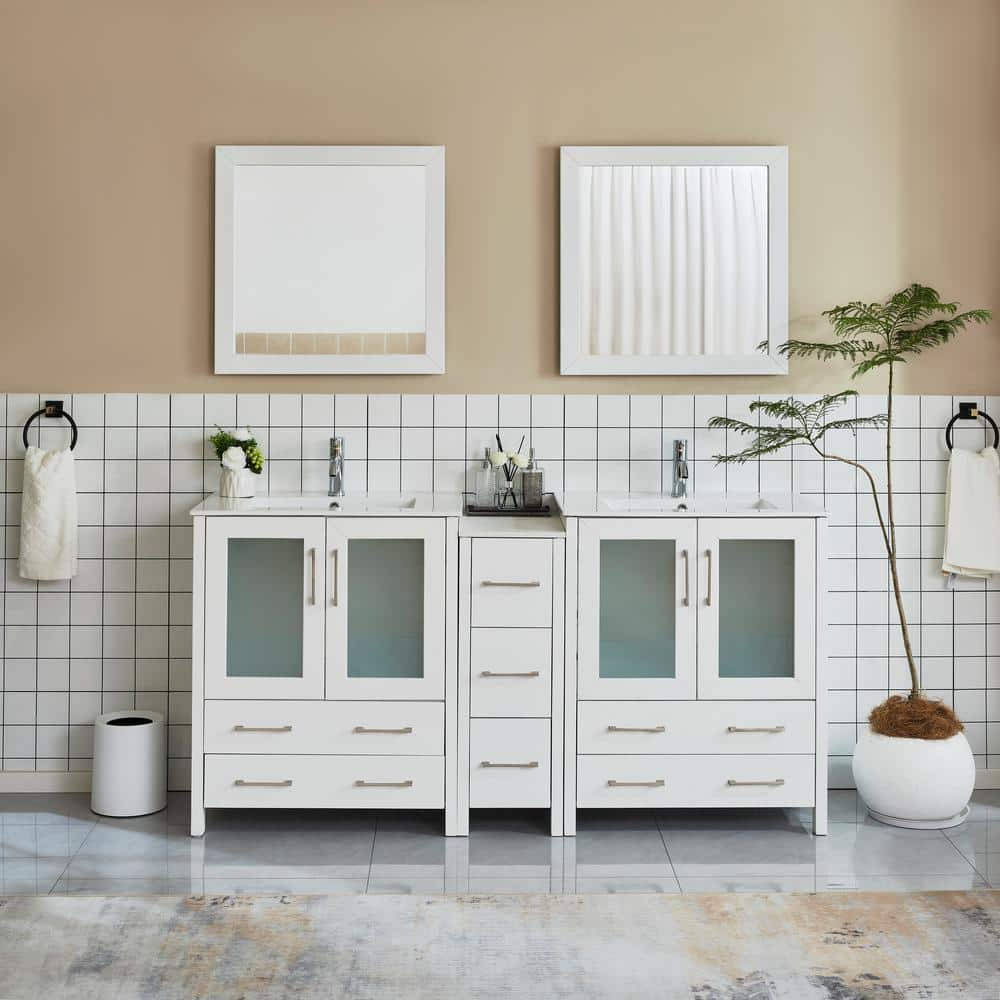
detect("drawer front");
top-left (577, 754), bottom-right (814, 808)
top-left (204, 701), bottom-right (444, 755)
top-left (471, 628), bottom-right (552, 717)
top-left (472, 538), bottom-right (552, 627)
top-left (205, 754), bottom-right (445, 809)
top-left (470, 719), bottom-right (551, 808)
top-left (578, 701), bottom-right (814, 755)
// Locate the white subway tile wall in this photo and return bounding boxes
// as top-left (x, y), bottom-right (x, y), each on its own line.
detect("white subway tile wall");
top-left (2, 393), bottom-right (999, 790)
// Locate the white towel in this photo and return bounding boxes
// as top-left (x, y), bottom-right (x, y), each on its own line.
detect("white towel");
top-left (942, 446), bottom-right (1000, 579)
top-left (18, 446), bottom-right (78, 580)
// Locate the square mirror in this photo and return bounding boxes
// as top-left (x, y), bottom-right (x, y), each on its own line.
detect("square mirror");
top-left (215, 145), bottom-right (445, 374)
top-left (560, 145), bottom-right (787, 375)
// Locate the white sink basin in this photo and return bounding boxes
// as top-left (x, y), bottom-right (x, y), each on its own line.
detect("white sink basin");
top-left (328, 495), bottom-right (418, 512)
top-left (600, 496), bottom-right (694, 513)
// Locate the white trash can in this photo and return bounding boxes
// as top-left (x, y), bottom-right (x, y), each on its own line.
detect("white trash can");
top-left (91, 710), bottom-right (167, 817)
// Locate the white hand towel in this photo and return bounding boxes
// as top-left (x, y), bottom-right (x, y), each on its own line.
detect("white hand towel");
top-left (18, 445), bottom-right (78, 580)
top-left (942, 446), bottom-right (1000, 579)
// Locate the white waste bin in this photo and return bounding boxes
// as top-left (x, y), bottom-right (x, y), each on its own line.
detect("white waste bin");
top-left (91, 710), bottom-right (167, 817)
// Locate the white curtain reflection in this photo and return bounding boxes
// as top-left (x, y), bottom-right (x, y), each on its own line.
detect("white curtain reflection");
top-left (578, 164), bottom-right (767, 357)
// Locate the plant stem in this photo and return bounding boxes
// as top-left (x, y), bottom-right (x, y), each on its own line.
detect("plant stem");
top-left (885, 360), bottom-right (921, 700)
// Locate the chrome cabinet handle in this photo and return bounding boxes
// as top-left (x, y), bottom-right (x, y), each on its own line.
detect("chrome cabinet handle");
top-left (308, 547), bottom-right (317, 605)
top-left (354, 779), bottom-right (414, 788)
top-left (353, 726), bottom-right (413, 735)
top-left (681, 549), bottom-right (690, 607)
top-left (481, 580), bottom-right (541, 588)
top-left (233, 725), bottom-right (293, 733)
top-left (705, 548), bottom-right (712, 606)
top-left (607, 779), bottom-right (665, 788)
top-left (607, 725), bottom-right (665, 734)
top-left (481, 761), bottom-right (539, 769)
top-left (330, 549), bottom-right (339, 607)
top-left (235, 779), bottom-right (292, 787)
top-left (480, 670), bottom-right (541, 678)
top-left (727, 725), bottom-right (786, 734)
top-left (727, 778), bottom-right (786, 787)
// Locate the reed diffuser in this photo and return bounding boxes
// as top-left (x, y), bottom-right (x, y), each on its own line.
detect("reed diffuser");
top-left (492, 433), bottom-right (527, 509)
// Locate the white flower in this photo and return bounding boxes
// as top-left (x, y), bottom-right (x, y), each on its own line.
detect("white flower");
top-left (489, 450), bottom-right (507, 467)
top-left (221, 446), bottom-right (247, 470)
top-left (232, 427), bottom-right (252, 442)
top-left (509, 452), bottom-right (528, 469)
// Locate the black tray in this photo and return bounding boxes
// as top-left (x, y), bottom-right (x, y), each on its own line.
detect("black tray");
top-left (463, 501), bottom-right (555, 517)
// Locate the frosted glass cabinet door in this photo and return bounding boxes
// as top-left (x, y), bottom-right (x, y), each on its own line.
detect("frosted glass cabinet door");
top-left (204, 517), bottom-right (326, 699)
top-left (578, 519), bottom-right (697, 699)
top-left (326, 518), bottom-right (446, 699)
top-left (697, 519), bottom-right (815, 699)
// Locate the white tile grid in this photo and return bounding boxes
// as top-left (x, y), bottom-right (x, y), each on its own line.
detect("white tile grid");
top-left (2, 393), bottom-right (999, 788)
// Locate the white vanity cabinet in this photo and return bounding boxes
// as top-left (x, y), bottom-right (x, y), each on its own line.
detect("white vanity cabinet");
top-left (190, 497), bottom-right (460, 837)
top-left (456, 523), bottom-right (566, 836)
top-left (564, 503), bottom-right (827, 836)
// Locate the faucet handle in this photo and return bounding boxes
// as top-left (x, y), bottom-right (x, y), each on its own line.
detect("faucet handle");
top-left (330, 436), bottom-right (344, 458)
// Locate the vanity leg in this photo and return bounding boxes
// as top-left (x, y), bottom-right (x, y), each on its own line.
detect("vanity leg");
top-left (191, 798), bottom-right (206, 838)
top-left (812, 803), bottom-right (827, 836)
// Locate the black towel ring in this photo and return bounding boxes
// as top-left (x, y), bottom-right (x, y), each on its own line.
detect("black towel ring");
top-left (22, 399), bottom-right (78, 451)
top-left (945, 401), bottom-right (999, 451)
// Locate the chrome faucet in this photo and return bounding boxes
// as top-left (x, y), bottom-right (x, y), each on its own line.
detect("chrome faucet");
top-left (671, 439), bottom-right (689, 498)
top-left (329, 437), bottom-right (345, 497)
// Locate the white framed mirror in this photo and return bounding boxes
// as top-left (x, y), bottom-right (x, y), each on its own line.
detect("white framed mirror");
top-left (215, 145), bottom-right (445, 374)
top-left (560, 145), bottom-right (788, 376)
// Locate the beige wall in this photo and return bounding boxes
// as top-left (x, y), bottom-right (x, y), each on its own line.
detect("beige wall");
top-left (1, 0), bottom-right (997, 394)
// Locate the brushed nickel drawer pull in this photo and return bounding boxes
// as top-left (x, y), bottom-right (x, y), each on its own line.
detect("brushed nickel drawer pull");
top-left (330, 548), bottom-right (339, 607)
top-left (607, 779), bottom-right (665, 788)
top-left (234, 779), bottom-right (293, 787)
top-left (353, 726), bottom-right (414, 735)
top-left (354, 779), bottom-right (414, 788)
top-left (481, 580), bottom-right (541, 588)
top-left (727, 778), bottom-right (786, 787)
top-left (681, 548), bottom-right (690, 607)
top-left (705, 548), bottom-right (713, 606)
top-left (480, 670), bottom-right (541, 678)
top-left (233, 725), bottom-right (293, 734)
top-left (727, 725), bottom-right (786, 734)
top-left (608, 725), bottom-right (666, 734)
top-left (308, 547), bottom-right (317, 605)
top-left (481, 760), bottom-right (539, 769)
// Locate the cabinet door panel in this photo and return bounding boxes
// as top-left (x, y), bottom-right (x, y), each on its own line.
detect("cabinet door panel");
top-left (326, 518), bottom-right (446, 700)
top-left (578, 519), bottom-right (697, 700)
top-left (697, 518), bottom-right (815, 699)
top-left (205, 517), bottom-right (326, 699)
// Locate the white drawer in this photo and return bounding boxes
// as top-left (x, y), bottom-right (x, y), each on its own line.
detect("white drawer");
top-left (471, 628), bottom-right (551, 717)
top-left (205, 754), bottom-right (445, 809)
top-left (577, 754), bottom-right (814, 808)
top-left (470, 719), bottom-right (550, 808)
top-left (578, 701), bottom-right (814, 755)
top-left (204, 701), bottom-right (444, 755)
top-left (472, 538), bottom-right (552, 627)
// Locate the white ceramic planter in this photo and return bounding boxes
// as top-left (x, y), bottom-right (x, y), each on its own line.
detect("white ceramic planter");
top-left (219, 468), bottom-right (257, 499)
top-left (852, 726), bottom-right (975, 829)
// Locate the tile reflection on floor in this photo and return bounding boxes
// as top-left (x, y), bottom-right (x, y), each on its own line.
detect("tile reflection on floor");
top-left (0, 791), bottom-right (996, 896)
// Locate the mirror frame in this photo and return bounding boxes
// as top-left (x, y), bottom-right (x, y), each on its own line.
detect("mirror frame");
top-left (214, 145), bottom-right (445, 375)
top-left (560, 145), bottom-right (788, 376)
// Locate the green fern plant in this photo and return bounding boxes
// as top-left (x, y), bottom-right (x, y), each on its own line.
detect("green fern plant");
top-left (711, 284), bottom-right (991, 704)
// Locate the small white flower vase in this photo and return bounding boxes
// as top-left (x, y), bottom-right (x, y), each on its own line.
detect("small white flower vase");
top-left (219, 468), bottom-right (256, 499)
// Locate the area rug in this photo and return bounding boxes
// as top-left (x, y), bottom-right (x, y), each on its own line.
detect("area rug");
top-left (1, 891), bottom-right (997, 999)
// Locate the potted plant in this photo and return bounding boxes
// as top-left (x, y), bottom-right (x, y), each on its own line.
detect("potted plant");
top-left (210, 426), bottom-right (265, 499)
top-left (711, 284), bottom-right (992, 829)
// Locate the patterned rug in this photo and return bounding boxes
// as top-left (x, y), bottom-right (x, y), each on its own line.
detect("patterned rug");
top-left (1, 891), bottom-right (997, 999)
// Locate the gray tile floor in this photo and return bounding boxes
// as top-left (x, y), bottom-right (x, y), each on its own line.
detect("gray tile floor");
top-left (1, 791), bottom-right (997, 896)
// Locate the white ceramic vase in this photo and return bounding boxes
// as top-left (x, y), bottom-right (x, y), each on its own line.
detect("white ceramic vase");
top-left (219, 467), bottom-right (256, 499)
top-left (852, 725), bottom-right (975, 829)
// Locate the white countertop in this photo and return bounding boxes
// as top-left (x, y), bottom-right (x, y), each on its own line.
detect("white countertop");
top-left (556, 492), bottom-right (826, 517)
top-left (190, 492), bottom-right (464, 516)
